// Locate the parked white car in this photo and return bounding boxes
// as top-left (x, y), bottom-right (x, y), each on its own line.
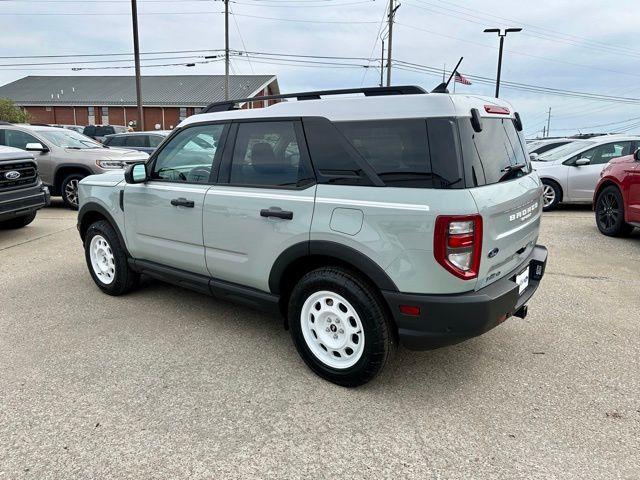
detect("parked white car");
top-left (532, 134), bottom-right (640, 210)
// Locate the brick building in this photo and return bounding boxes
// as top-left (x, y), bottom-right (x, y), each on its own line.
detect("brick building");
top-left (0, 75), bottom-right (279, 130)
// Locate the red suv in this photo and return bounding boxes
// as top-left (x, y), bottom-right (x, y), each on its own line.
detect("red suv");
top-left (593, 149), bottom-right (640, 236)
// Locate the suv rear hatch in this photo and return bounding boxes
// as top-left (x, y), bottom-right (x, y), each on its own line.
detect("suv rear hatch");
top-left (457, 113), bottom-right (542, 290)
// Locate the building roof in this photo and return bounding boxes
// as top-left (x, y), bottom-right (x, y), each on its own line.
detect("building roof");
top-left (0, 75), bottom-right (278, 107)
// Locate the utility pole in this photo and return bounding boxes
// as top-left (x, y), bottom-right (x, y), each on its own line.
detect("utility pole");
top-left (130, 0), bottom-right (144, 130)
top-left (224, 0), bottom-right (230, 100)
top-left (380, 39), bottom-right (385, 87)
top-left (386, 0), bottom-right (399, 87)
top-left (483, 27), bottom-right (522, 98)
top-left (546, 107), bottom-right (552, 137)
top-left (542, 126), bottom-right (546, 138)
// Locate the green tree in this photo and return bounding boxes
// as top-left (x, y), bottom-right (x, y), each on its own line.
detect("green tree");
top-left (0, 98), bottom-right (30, 123)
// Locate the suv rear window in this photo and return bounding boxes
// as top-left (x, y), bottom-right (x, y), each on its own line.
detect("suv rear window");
top-left (336, 119), bottom-right (463, 188)
top-left (459, 118), bottom-right (531, 186)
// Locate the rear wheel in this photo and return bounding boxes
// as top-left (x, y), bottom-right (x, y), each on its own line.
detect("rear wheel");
top-left (84, 220), bottom-right (139, 295)
top-left (595, 185), bottom-right (633, 237)
top-left (0, 211), bottom-right (37, 229)
top-left (288, 267), bottom-right (394, 387)
top-left (61, 173), bottom-right (85, 210)
top-left (542, 179), bottom-right (561, 211)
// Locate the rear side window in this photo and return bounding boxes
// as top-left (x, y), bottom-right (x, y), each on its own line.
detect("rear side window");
top-left (459, 118), bottom-right (531, 186)
top-left (228, 121), bottom-right (313, 188)
top-left (336, 119), bottom-right (463, 188)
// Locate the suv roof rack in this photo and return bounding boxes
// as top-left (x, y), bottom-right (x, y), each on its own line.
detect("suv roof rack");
top-left (201, 85), bottom-right (426, 113)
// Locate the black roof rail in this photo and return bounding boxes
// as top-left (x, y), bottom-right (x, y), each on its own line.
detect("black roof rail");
top-left (200, 85), bottom-right (426, 113)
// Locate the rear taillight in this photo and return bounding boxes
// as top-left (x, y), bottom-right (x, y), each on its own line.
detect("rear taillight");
top-left (434, 215), bottom-right (483, 280)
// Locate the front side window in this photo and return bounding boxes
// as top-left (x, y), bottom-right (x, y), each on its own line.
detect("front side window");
top-left (229, 121), bottom-right (312, 187)
top-left (148, 135), bottom-right (164, 148)
top-left (151, 124), bottom-right (225, 183)
top-left (2, 129), bottom-right (40, 150)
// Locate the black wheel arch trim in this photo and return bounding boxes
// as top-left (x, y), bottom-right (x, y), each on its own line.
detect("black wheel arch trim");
top-left (268, 240), bottom-right (399, 294)
top-left (78, 202), bottom-right (131, 257)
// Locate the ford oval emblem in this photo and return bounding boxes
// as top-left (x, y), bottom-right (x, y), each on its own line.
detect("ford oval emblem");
top-left (488, 247), bottom-right (499, 258)
top-left (4, 170), bottom-right (21, 180)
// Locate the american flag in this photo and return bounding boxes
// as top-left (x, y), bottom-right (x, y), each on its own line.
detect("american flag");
top-left (455, 72), bottom-right (472, 85)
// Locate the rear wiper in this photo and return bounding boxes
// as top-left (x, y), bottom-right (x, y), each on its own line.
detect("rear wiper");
top-left (500, 163), bottom-right (527, 174)
top-left (499, 163), bottom-right (528, 182)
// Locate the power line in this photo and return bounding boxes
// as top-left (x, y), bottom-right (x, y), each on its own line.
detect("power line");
top-left (411, 0), bottom-right (640, 59)
top-left (0, 49), bottom-right (222, 60)
top-left (229, 12), bottom-right (379, 23)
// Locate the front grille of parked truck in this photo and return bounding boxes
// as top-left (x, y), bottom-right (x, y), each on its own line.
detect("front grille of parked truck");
top-left (0, 161), bottom-right (38, 191)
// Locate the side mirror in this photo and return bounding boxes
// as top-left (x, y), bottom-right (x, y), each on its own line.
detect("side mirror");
top-left (25, 142), bottom-right (48, 153)
top-left (575, 158), bottom-right (590, 166)
top-left (124, 163), bottom-right (147, 184)
top-left (634, 149), bottom-right (640, 162)
top-left (529, 153), bottom-right (539, 161)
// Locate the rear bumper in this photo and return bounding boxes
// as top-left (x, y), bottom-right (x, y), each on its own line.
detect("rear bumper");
top-left (383, 244), bottom-right (548, 350)
top-left (0, 182), bottom-right (50, 221)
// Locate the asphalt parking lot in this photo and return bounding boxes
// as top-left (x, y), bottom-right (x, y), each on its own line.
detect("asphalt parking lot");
top-left (1, 201), bottom-right (639, 479)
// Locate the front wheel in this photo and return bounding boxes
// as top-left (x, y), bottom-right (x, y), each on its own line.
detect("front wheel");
top-left (288, 267), bottom-right (394, 387)
top-left (595, 185), bottom-right (633, 237)
top-left (542, 179), bottom-right (561, 211)
top-left (61, 173), bottom-right (85, 210)
top-left (84, 220), bottom-right (139, 295)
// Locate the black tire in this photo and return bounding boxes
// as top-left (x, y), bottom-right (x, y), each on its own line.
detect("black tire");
top-left (84, 220), bottom-right (139, 295)
top-left (595, 185), bottom-right (633, 237)
top-left (61, 173), bottom-right (85, 210)
top-left (0, 211), bottom-right (37, 229)
top-left (288, 267), bottom-right (395, 387)
top-left (542, 179), bottom-right (562, 211)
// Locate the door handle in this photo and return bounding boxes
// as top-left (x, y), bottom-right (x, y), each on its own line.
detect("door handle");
top-left (171, 197), bottom-right (195, 208)
top-left (260, 208), bottom-right (293, 220)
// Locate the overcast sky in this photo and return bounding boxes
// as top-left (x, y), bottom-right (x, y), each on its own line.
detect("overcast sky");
top-left (2, 0), bottom-right (639, 137)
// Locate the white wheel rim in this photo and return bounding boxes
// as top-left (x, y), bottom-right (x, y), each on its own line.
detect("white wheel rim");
top-left (300, 290), bottom-right (365, 369)
top-left (65, 179), bottom-right (79, 206)
top-left (542, 184), bottom-right (555, 207)
top-left (89, 235), bottom-right (116, 285)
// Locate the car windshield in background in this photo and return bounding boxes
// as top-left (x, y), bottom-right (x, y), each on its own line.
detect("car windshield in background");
top-left (535, 140), bottom-right (595, 161)
top-left (459, 117), bottom-right (531, 186)
top-left (37, 129), bottom-right (102, 149)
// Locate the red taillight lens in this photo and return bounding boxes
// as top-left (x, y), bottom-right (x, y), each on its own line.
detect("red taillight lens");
top-left (434, 214), bottom-right (483, 280)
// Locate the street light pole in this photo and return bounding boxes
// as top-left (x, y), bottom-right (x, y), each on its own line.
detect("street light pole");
top-left (131, 0), bottom-right (144, 130)
top-left (483, 27), bottom-right (522, 98)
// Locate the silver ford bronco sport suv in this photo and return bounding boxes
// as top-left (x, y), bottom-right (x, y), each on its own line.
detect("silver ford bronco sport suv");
top-left (77, 86), bottom-right (548, 387)
top-left (0, 145), bottom-right (50, 229)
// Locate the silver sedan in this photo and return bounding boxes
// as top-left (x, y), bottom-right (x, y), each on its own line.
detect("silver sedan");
top-left (531, 134), bottom-right (640, 211)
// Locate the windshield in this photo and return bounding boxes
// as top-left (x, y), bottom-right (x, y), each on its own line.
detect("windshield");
top-left (535, 140), bottom-right (595, 162)
top-left (36, 129), bottom-right (103, 149)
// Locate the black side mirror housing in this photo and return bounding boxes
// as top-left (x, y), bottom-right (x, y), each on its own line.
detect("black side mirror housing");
top-left (124, 162), bottom-right (147, 184)
top-left (634, 149), bottom-right (640, 161)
